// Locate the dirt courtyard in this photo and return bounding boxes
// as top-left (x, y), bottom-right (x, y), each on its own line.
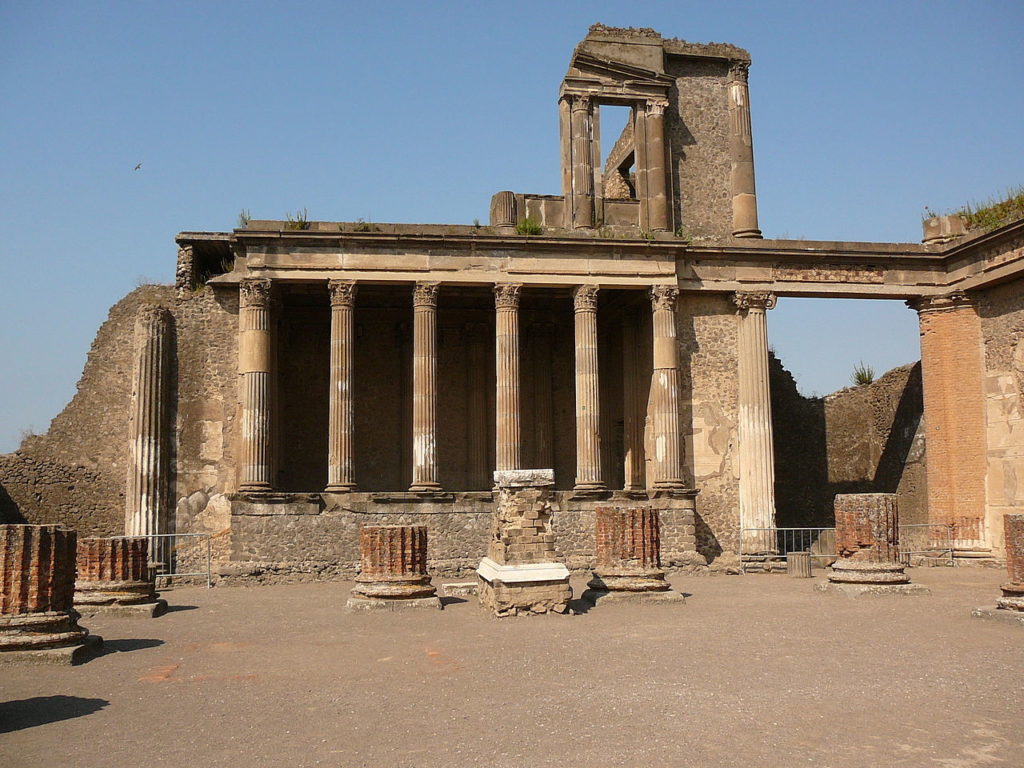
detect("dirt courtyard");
top-left (1, 567), bottom-right (1021, 768)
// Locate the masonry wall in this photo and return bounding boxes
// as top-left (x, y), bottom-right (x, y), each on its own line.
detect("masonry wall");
top-left (978, 276), bottom-right (1024, 554)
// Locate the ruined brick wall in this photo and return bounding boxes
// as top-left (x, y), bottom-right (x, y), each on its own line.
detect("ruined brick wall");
top-left (664, 57), bottom-right (733, 238)
top-left (771, 358), bottom-right (927, 528)
top-left (977, 276), bottom-right (1024, 553)
top-left (678, 294), bottom-right (740, 557)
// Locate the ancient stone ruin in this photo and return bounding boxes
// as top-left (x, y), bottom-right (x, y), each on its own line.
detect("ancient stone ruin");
top-left (972, 514), bottom-right (1024, 626)
top-left (477, 470), bottom-right (572, 617)
top-left (1, 24), bottom-right (1022, 590)
top-left (346, 525), bottom-right (441, 611)
top-left (0, 525), bottom-right (100, 664)
top-left (817, 494), bottom-right (928, 596)
top-left (75, 536), bottom-right (166, 617)
top-left (583, 507), bottom-right (683, 605)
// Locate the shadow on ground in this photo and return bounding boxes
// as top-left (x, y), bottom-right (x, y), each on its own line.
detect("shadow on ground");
top-left (96, 638), bottom-right (164, 657)
top-left (162, 604), bottom-right (199, 613)
top-left (0, 696), bottom-right (109, 734)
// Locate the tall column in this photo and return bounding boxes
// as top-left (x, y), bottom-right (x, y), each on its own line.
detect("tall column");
top-left (728, 61), bottom-right (762, 238)
top-left (410, 282), bottom-right (441, 491)
top-left (644, 99), bottom-right (670, 232)
top-left (465, 322), bottom-right (490, 489)
top-left (650, 286), bottom-right (683, 489)
top-left (238, 278), bottom-right (274, 492)
top-left (326, 279), bottom-right (357, 492)
top-left (532, 322), bottom-right (555, 472)
top-left (494, 284), bottom-right (522, 472)
top-left (125, 305), bottom-right (172, 556)
top-left (909, 293), bottom-right (989, 552)
top-left (734, 292), bottom-right (777, 553)
top-left (622, 311), bottom-right (645, 490)
top-left (573, 285), bottom-right (604, 491)
top-left (569, 95), bottom-right (595, 229)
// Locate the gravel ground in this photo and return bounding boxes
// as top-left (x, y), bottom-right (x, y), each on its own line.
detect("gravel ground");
top-left (1, 567), bottom-right (1021, 768)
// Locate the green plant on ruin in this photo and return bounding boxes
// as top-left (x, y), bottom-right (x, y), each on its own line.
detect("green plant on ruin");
top-left (353, 217), bottom-right (381, 233)
top-left (285, 208), bottom-right (309, 230)
top-left (515, 218), bottom-right (542, 236)
top-left (851, 361), bottom-right (875, 386)
top-left (956, 186), bottom-right (1024, 233)
top-left (640, 230), bottom-right (655, 241)
top-left (473, 218), bottom-right (481, 228)
top-left (674, 225), bottom-right (692, 244)
top-left (238, 209), bottom-right (251, 227)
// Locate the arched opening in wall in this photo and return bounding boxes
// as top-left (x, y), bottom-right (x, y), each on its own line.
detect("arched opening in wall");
top-left (767, 297), bottom-right (925, 529)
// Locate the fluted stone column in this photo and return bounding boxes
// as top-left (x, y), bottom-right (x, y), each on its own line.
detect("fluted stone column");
top-left (238, 279), bottom-right (274, 492)
top-left (75, 537), bottom-right (165, 617)
top-left (734, 292), bottom-right (777, 553)
top-left (569, 95), bottom-right (595, 229)
top-left (494, 284), bottom-right (522, 473)
top-left (532, 322), bottom-right (556, 472)
top-left (645, 99), bottom-right (670, 232)
top-left (650, 286), bottom-right (683, 489)
top-left (410, 282), bottom-right (441, 491)
top-left (326, 279), bottom-right (357, 491)
top-left (573, 285), bottom-right (604, 491)
top-left (125, 305), bottom-right (172, 562)
top-left (729, 61), bottom-right (762, 238)
top-left (622, 313), bottom-right (645, 490)
top-left (465, 322), bottom-right (490, 489)
top-left (347, 525), bottom-right (441, 611)
top-left (1, 525), bottom-right (95, 663)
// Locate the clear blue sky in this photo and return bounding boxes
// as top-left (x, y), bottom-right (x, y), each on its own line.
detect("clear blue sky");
top-left (1, 1), bottom-right (1022, 453)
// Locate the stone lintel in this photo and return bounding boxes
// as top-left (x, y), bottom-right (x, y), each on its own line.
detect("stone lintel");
top-left (477, 558), bottom-right (569, 584)
top-left (493, 469), bottom-right (555, 488)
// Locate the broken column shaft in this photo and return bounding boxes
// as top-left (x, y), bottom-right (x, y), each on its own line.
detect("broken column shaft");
top-left (347, 525), bottom-right (440, 611)
top-left (584, 508), bottom-right (682, 605)
top-left (75, 537), bottom-right (166, 617)
top-left (996, 514), bottom-right (1024, 611)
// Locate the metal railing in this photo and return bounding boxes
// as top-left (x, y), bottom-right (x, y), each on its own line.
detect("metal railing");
top-left (897, 523), bottom-right (954, 567)
top-left (112, 532), bottom-right (212, 588)
top-left (739, 527), bottom-right (837, 572)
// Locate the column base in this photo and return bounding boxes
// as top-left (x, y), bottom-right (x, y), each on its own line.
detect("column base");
top-left (75, 599), bottom-right (167, 619)
top-left (816, 580), bottom-right (930, 597)
top-left (408, 482), bottom-right (443, 493)
top-left (476, 558), bottom-right (572, 617)
top-left (0, 634), bottom-right (103, 666)
top-left (582, 589), bottom-right (684, 607)
top-left (238, 482), bottom-right (274, 493)
top-left (324, 483), bottom-right (357, 493)
top-left (345, 595), bottom-right (443, 612)
top-left (732, 228), bottom-right (763, 239)
top-left (971, 606), bottom-right (1024, 626)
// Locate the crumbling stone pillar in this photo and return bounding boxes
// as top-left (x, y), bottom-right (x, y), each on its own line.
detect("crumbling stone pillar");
top-left (573, 285), bottom-right (604, 492)
top-left (583, 508), bottom-right (682, 605)
top-left (125, 305), bottom-right (172, 560)
top-left (326, 279), bottom-right (357, 492)
top-left (410, 282), bottom-right (442, 492)
top-left (568, 94), bottom-right (595, 229)
top-left (490, 191), bottom-right (518, 227)
top-left (477, 470), bottom-right (572, 616)
top-left (346, 525), bottom-right (440, 611)
top-left (996, 514), bottom-right (1024, 612)
top-left (734, 292), bottom-right (777, 554)
top-left (818, 494), bottom-right (928, 596)
top-left (650, 286), bottom-right (683, 489)
top-left (728, 61), bottom-right (762, 238)
top-left (644, 99), bottom-right (670, 232)
top-left (465, 322), bottom-right (490, 489)
top-left (238, 278), bottom-right (274, 492)
top-left (1, 525), bottom-right (98, 664)
top-left (622, 312), bottom-right (645, 491)
top-left (495, 283), bottom-right (522, 473)
top-left (75, 537), bottom-right (166, 617)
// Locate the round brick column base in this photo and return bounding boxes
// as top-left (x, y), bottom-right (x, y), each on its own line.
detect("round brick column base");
top-left (997, 582), bottom-right (1024, 611)
top-left (828, 559), bottom-right (910, 585)
top-left (75, 580), bottom-right (160, 606)
top-left (0, 611), bottom-right (89, 651)
top-left (588, 569), bottom-right (670, 593)
top-left (351, 574), bottom-right (437, 600)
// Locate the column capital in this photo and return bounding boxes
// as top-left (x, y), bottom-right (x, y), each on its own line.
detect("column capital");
top-left (728, 60), bottom-right (750, 83)
top-left (328, 279), bottom-right (357, 307)
top-left (906, 291), bottom-right (975, 314)
top-left (494, 283), bottom-right (522, 310)
top-left (572, 284), bottom-right (599, 312)
top-left (566, 93), bottom-right (592, 112)
top-left (239, 278), bottom-right (272, 308)
top-left (650, 285), bottom-right (679, 311)
top-left (733, 291), bottom-right (776, 312)
top-left (412, 282), bottom-right (440, 307)
top-left (645, 98), bottom-right (670, 117)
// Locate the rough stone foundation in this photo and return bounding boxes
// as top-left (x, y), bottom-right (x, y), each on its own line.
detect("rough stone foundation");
top-left (0, 525), bottom-right (100, 664)
top-left (75, 537), bottom-right (166, 617)
top-left (346, 525), bottom-right (441, 611)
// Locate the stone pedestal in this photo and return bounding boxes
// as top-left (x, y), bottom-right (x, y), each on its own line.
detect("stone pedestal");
top-left (787, 551), bottom-right (813, 578)
top-left (75, 537), bottom-right (166, 617)
top-left (583, 507), bottom-right (682, 606)
top-left (973, 514), bottom-right (1024, 625)
top-left (346, 525), bottom-right (441, 611)
top-left (1, 525), bottom-right (100, 665)
top-left (477, 470), bottom-right (571, 617)
top-left (817, 494), bottom-right (929, 596)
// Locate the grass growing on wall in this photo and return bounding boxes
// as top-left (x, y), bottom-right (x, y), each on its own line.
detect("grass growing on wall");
top-left (956, 186), bottom-right (1024, 232)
